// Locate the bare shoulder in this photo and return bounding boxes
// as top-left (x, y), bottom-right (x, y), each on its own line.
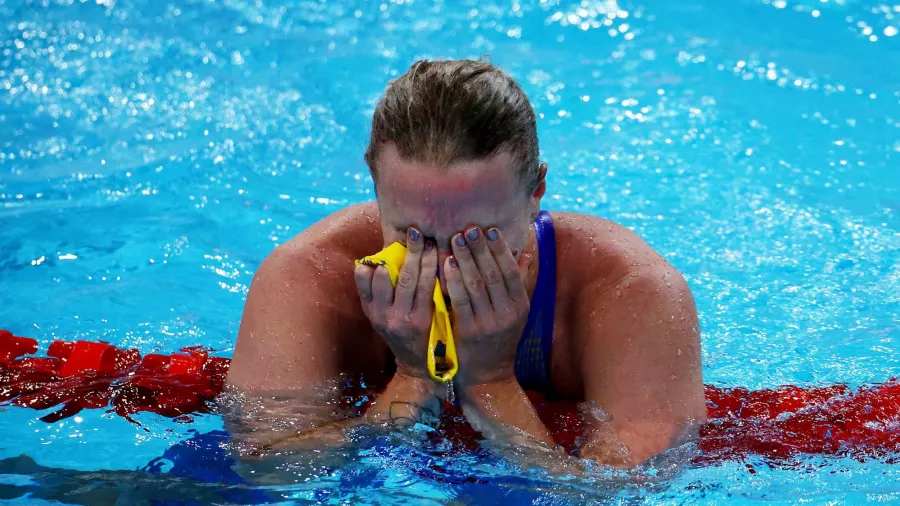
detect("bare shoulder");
top-left (551, 213), bottom-right (705, 457)
top-left (549, 211), bottom-right (680, 298)
top-left (265, 202), bottom-right (383, 274)
top-left (229, 202), bottom-right (387, 392)
top-left (239, 200), bottom-right (384, 346)
top-left (246, 200), bottom-right (386, 331)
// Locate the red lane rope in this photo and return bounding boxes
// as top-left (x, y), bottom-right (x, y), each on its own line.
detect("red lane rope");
top-left (0, 330), bottom-right (228, 424)
top-left (2, 329), bottom-right (900, 463)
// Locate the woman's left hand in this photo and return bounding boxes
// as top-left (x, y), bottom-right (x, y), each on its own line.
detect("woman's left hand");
top-left (443, 226), bottom-right (532, 387)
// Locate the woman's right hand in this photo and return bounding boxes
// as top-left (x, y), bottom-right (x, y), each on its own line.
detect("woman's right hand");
top-left (354, 227), bottom-right (438, 379)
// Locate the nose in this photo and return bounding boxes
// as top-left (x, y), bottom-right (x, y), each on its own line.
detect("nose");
top-left (437, 246), bottom-right (452, 296)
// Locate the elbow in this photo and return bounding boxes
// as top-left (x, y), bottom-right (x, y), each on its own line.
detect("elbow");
top-left (579, 419), bottom-right (703, 470)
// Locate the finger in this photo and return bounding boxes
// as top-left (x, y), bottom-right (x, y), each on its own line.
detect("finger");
top-left (414, 241), bottom-right (438, 313)
top-left (355, 264), bottom-right (374, 302)
top-left (444, 255), bottom-right (474, 322)
top-left (451, 230), bottom-right (492, 316)
top-left (354, 264), bottom-right (379, 324)
top-left (394, 227), bottom-right (423, 314)
top-left (371, 265), bottom-right (394, 312)
top-left (484, 227), bottom-right (528, 303)
top-left (465, 226), bottom-right (511, 310)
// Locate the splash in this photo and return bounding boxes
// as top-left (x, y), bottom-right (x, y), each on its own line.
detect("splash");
top-left (2, 329), bottom-right (899, 465)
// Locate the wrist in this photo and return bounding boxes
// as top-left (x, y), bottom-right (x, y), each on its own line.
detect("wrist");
top-left (456, 373), bottom-right (521, 406)
top-left (454, 375), bottom-right (555, 446)
top-left (394, 361), bottom-right (432, 382)
top-left (365, 369), bottom-right (441, 425)
top-left (454, 364), bottom-right (516, 391)
top-left (392, 368), bottom-right (436, 390)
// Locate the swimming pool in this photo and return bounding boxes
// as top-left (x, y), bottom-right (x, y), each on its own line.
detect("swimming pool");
top-left (1, 0), bottom-right (899, 502)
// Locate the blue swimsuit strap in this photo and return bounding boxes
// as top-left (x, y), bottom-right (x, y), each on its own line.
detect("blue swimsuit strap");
top-left (514, 210), bottom-right (557, 391)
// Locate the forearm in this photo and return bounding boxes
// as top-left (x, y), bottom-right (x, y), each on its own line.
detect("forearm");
top-left (458, 376), bottom-right (555, 447)
top-left (364, 370), bottom-right (441, 426)
top-left (220, 380), bottom-right (347, 456)
top-left (579, 415), bottom-right (703, 468)
top-left (266, 371), bottom-right (440, 452)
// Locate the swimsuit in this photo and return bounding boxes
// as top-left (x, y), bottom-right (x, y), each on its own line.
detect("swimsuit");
top-left (514, 210), bottom-right (557, 392)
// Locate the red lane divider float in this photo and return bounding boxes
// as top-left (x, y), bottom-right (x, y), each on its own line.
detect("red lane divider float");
top-left (0, 329), bottom-right (228, 423)
top-left (2, 329), bottom-right (900, 463)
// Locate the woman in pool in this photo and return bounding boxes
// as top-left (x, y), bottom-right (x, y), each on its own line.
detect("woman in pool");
top-left (227, 59), bottom-right (706, 467)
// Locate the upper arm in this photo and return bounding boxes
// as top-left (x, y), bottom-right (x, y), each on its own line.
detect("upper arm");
top-left (575, 265), bottom-right (706, 465)
top-left (226, 242), bottom-right (385, 395)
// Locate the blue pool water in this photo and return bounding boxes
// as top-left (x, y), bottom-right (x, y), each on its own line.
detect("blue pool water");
top-left (1, 0), bottom-right (899, 503)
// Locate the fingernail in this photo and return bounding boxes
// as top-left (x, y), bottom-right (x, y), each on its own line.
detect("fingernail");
top-left (409, 228), bottom-right (420, 242)
top-left (455, 234), bottom-right (466, 247)
top-left (466, 228), bottom-right (479, 242)
top-left (449, 256), bottom-right (458, 269)
top-left (487, 228), bottom-right (499, 241)
top-left (425, 241), bottom-right (434, 251)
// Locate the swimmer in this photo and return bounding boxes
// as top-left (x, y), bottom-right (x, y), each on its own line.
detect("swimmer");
top-left (226, 59), bottom-right (706, 467)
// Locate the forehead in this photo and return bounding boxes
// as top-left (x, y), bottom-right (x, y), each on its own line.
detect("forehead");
top-left (376, 145), bottom-right (521, 233)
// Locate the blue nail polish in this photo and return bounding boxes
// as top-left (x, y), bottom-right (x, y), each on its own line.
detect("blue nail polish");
top-left (455, 234), bottom-right (466, 247)
top-left (409, 228), bottom-right (420, 241)
top-left (449, 257), bottom-right (458, 269)
top-left (487, 228), bottom-right (499, 241)
top-left (466, 228), bottom-right (479, 241)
